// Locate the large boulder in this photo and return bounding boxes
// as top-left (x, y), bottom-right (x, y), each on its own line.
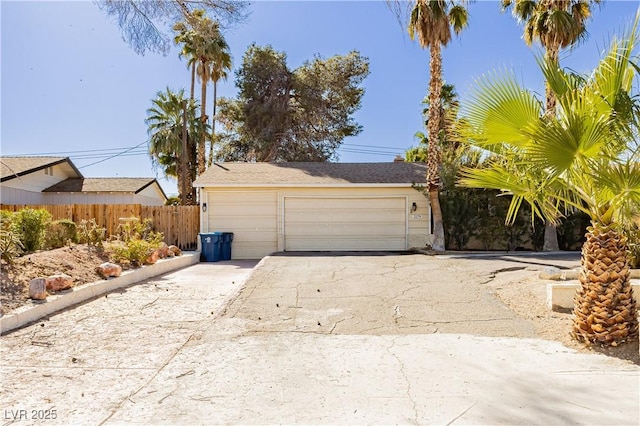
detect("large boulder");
top-left (97, 262), bottom-right (122, 278)
top-left (45, 274), bottom-right (74, 292)
top-left (29, 278), bottom-right (47, 300)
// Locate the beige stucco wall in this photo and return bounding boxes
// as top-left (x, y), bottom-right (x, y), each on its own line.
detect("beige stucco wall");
top-left (201, 186), bottom-right (431, 259)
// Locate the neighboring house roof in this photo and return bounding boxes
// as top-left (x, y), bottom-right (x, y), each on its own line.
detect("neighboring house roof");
top-left (193, 162), bottom-right (428, 187)
top-left (0, 156), bottom-right (83, 182)
top-left (43, 177), bottom-right (168, 199)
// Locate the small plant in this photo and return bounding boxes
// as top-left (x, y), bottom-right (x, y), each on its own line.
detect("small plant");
top-left (77, 219), bottom-right (106, 253)
top-left (0, 229), bottom-right (24, 264)
top-left (116, 217), bottom-right (163, 245)
top-left (45, 219), bottom-right (78, 249)
top-left (111, 239), bottom-right (155, 267)
top-left (625, 223), bottom-right (640, 269)
top-left (13, 208), bottom-right (51, 252)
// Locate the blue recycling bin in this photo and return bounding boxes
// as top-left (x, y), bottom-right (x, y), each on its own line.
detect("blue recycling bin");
top-left (220, 232), bottom-right (234, 260)
top-left (199, 232), bottom-right (222, 262)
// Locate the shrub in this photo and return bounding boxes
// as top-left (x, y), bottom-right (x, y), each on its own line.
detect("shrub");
top-left (77, 219), bottom-right (106, 252)
top-left (111, 239), bottom-right (155, 267)
top-left (45, 219), bottom-right (77, 249)
top-left (0, 210), bottom-right (16, 231)
top-left (0, 229), bottom-right (23, 264)
top-left (116, 217), bottom-right (163, 245)
top-left (13, 208), bottom-right (51, 252)
top-left (625, 223), bottom-right (640, 269)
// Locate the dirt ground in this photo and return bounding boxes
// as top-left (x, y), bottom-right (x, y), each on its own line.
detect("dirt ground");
top-left (485, 266), bottom-right (639, 364)
top-left (0, 245), bottom-right (117, 315)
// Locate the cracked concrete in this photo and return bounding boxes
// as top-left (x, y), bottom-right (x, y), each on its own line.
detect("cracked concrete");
top-left (1, 253), bottom-right (638, 425)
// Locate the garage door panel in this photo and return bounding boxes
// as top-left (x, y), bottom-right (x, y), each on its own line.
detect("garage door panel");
top-left (288, 236), bottom-right (407, 251)
top-left (207, 191), bottom-right (277, 259)
top-left (285, 223), bottom-right (405, 236)
top-left (289, 197), bottom-right (403, 210)
top-left (285, 197), bottom-right (406, 251)
top-left (288, 209), bottom-right (405, 222)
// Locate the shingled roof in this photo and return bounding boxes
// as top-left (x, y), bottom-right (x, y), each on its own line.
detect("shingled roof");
top-left (43, 178), bottom-right (166, 197)
top-left (0, 156), bottom-right (82, 182)
top-left (193, 162), bottom-right (427, 187)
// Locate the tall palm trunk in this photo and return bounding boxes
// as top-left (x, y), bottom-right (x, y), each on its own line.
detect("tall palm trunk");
top-left (208, 80), bottom-right (218, 167)
top-left (427, 42), bottom-right (445, 251)
top-left (572, 221), bottom-right (638, 346)
top-left (542, 45), bottom-right (560, 251)
top-left (190, 62), bottom-right (196, 100)
top-left (198, 60), bottom-right (207, 176)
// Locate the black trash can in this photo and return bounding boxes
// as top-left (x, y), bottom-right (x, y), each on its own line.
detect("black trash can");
top-left (221, 232), bottom-right (234, 261)
top-left (199, 232), bottom-right (222, 262)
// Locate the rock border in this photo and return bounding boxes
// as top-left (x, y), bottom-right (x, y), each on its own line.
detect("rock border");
top-left (0, 252), bottom-right (200, 334)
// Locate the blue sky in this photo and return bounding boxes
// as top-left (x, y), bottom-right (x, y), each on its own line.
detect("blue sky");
top-left (2, 1), bottom-right (638, 196)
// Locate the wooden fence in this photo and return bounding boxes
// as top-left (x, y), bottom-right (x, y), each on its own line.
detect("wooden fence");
top-left (0, 204), bottom-right (200, 250)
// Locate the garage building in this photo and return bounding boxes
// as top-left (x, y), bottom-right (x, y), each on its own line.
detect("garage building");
top-left (193, 162), bottom-right (431, 259)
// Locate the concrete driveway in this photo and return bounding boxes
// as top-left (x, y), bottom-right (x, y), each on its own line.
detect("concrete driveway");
top-left (1, 254), bottom-right (638, 425)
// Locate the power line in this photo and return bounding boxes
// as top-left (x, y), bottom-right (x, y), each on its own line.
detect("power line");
top-left (7, 140), bottom-right (406, 165)
top-left (76, 140), bottom-right (149, 169)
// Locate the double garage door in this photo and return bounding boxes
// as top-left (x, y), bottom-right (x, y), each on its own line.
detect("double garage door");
top-left (284, 197), bottom-right (407, 251)
top-left (207, 192), bottom-right (407, 257)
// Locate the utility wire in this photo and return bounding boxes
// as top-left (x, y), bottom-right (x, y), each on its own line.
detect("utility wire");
top-left (76, 140), bottom-right (149, 169)
top-left (7, 140), bottom-right (407, 165)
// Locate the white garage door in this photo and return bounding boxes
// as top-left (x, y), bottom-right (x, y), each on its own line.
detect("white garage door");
top-left (284, 197), bottom-right (407, 251)
top-left (207, 191), bottom-right (277, 259)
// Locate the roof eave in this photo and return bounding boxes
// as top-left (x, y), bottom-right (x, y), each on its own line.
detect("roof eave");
top-left (193, 182), bottom-right (424, 188)
top-left (1, 157), bottom-right (84, 182)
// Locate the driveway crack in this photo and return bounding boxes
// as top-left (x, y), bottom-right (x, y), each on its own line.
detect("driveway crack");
top-left (386, 338), bottom-right (419, 425)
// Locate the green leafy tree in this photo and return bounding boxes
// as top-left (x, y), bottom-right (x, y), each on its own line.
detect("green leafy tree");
top-left (502, 0), bottom-right (601, 251)
top-left (146, 87), bottom-right (204, 205)
top-left (459, 21), bottom-right (640, 346)
top-left (216, 45), bottom-right (370, 162)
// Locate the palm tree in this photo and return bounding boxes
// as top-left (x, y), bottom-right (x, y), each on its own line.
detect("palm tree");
top-left (208, 38), bottom-right (232, 167)
top-left (406, 0), bottom-right (469, 251)
top-left (502, 0), bottom-right (601, 250)
top-left (146, 88), bottom-right (203, 205)
top-left (459, 21), bottom-right (640, 346)
top-left (174, 10), bottom-right (224, 175)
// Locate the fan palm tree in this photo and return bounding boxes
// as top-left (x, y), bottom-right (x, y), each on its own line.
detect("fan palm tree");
top-left (502, 0), bottom-right (601, 250)
top-left (174, 9), bottom-right (224, 175)
top-left (208, 36), bottom-right (232, 167)
top-left (406, 0), bottom-right (469, 251)
top-left (459, 21), bottom-right (640, 346)
top-left (146, 88), bottom-right (204, 205)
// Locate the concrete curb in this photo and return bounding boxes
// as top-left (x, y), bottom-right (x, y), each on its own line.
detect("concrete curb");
top-left (0, 252), bottom-right (200, 334)
top-left (547, 280), bottom-right (640, 310)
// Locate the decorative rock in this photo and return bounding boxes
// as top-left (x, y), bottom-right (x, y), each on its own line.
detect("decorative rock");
top-left (45, 274), bottom-right (74, 292)
top-left (145, 250), bottom-right (160, 265)
top-left (166, 248), bottom-right (175, 258)
top-left (158, 243), bottom-right (170, 259)
top-left (29, 278), bottom-right (47, 300)
top-left (97, 262), bottom-right (122, 278)
top-left (169, 245), bottom-right (182, 256)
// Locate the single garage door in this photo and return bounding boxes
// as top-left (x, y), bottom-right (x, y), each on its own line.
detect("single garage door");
top-left (284, 197), bottom-right (407, 251)
top-left (207, 191), bottom-right (277, 259)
